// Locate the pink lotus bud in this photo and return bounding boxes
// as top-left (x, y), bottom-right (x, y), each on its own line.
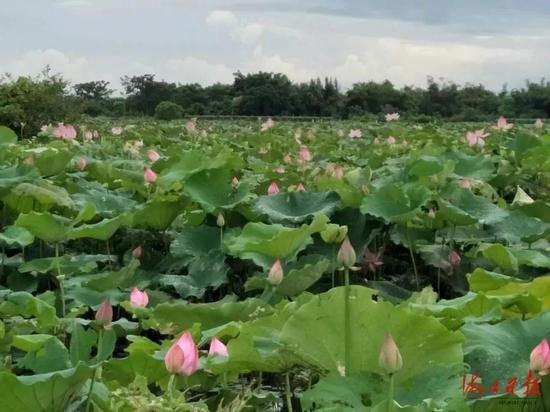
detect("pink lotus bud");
top-left (530, 339), bottom-right (550, 375)
top-left (78, 158), bottom-right (87, 171)
top-left (267, 259), bottom-right (284, 285)
top-left (296, 183), bottom-right (306, 192)
top-left (460, 178), bottom-right (472, 189)
top-left (84, 131), bottom-right (93, 141)
top-left (299, 147), bottom-right (312, 162)
top-left (378, 333), bottom-right (403, 374)
top-left (132, 245), bottom-right (142, 258)
top-left (535, 118), bottom-right (544, 129)
top-left (386, 136), bottom-right (396, 145)
top-left (232, 176), bottom-right (240, 186)
top-left (144, 168), bottom-right (157, 184)
top-left (147, 149), bottom-right (160, 163)
top-left (93, 130), bottom-right (99, 138)
top-left (208, 337), bottom-right (229, 357)
top-left (164, 331), bottom-right (199, 376)
top-left (111, 126), bottom-right (123, 135)
top-left (337, 237), bottom-right (356, 268)
top-left (130, 287), bottom-right (149, 307)
top-left (267, 182), bottom-right (280, 195)
top-left (95, 299), bottom-right (113, 327)
top-left (448, 250), bottom-right (461, 267)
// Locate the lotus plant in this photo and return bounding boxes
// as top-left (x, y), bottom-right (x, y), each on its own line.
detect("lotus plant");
top-left (496, 116), bottom-right (513, 130)
top-left (147, 149), bottom-right (160, 162)
top-left (144, 168), bottom-right (157, 184)
top-left (385, 112), bottom-right (400, 121)
top-left (130, 288), bottom-right (148, 307)
top-left (208, 337), bottom-right (229, 357)
top-left (95, 299), bottom-right (113, 329)
top-left (338, 237), bottom-right (356, 375)
top-left (267, 182), bottom-right (280, 195)
top-left (530, 338), bottom-right (550, 375)
top-left (165, 331), bottom-right (199, 378)
top-left (379, 333), bottom-right (403, 409)
top-left (267, 259), bottom-right (284, 286)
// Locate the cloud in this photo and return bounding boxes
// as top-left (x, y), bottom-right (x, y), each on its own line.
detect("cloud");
top-left (206, 10), bottom-right (238, 28)
top-left (55, 0), bottom-right (93, 7)
top-left (236, 23), bottom-right (264, 44)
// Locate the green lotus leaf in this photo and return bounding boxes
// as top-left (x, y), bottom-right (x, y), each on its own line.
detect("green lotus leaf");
top-left (15, 211), bottom-right (72, 243)
top-left (0, 125), bottom-right (17, 146)
top-left (0, 226), bottom-right (34, 248)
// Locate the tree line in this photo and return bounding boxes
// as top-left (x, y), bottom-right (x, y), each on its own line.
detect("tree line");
top-left (1, 68), bottom-right (550, 135)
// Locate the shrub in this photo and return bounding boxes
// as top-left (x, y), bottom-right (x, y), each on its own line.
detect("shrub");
top-left (154, 101), bottom-right (184, 120)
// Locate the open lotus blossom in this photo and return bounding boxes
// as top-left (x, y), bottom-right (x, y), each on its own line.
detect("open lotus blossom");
top-left (260, 117), bottom-right (274, 132)
top-left (460, 178), bottom-right (473, 189)
top-left (144, 168), bottom-right (157, 184)
top-left (53, 123), bottom-right (77, 140)
top-left (296, 183), bottom-right (306, 192)
top-left (379, 333), bottom-right (403, 373)
top-left (530, 339), bottom-right (550, 375)
top-left (363, 249), bottom-right (384, 273)
top-left (130, 287), bottom-right (149, 307)
top-left (208, 337), bottom-right (229, 357)
top-left (386, 136), bottom-right (396, 145)
top-left (274, 166), bottom-right (285, 173)
top-left (267, 182), bottom-right (280, 195)
top-left (496, 116), bottom-right (514, 131)
top-left (147, 149), bottom-right (160, 162)
top-left (185, 120), bottom-right (197, 133)
top-left (164, 331), bottom-right (199, 376)
top-left (465, 129), bottom-right (490, 147)
top-left (132, 245), bottom-right (142, 258)
top-left (267, 259), bottom-right (284, 285)
top-left (95, 299), bottom-right (113, 328)
top-left (385, 112), bottom-right (400, 122)
top-left (448, 250), bottom-right (461, 267)
top-left (78, 158), bottom-right (87, 171)
top-left (348, 129), bottom-right (362, 138)
top-left (337, 237), bottom-right (356, 268)
top-left (299, 147), bottom-right (312, 161)
top-left (535, 118), bottom-right (544, 129)
top-left (111, 126), bottom-right (123, 135)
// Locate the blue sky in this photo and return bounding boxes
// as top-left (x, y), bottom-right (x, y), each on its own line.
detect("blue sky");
top-left (1, 0), bottom-right (549, 90)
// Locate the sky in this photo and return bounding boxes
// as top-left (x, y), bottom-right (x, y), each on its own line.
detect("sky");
top-left (1, 0), bottom-right (549, 91)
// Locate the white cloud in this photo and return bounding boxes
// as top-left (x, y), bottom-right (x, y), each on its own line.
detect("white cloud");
top-left (55, 0), bottom-right (93, 7)
top-left (206, 10), bottom-right (238, 28)
top-left (236, 23), bottom-right (265, 45)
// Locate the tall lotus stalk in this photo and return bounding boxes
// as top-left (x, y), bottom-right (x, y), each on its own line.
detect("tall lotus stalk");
top-left (337, 237), bottom-right (356, 375)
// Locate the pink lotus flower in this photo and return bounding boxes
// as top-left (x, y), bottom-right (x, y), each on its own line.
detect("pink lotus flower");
top-left (363, 249), bottom-right (383, 273)
top-left (260, 117), bottom-right (274, 132)
top-left (386, 136), bottom-right (396, 145)
top-left (460, 178), bottom-right (472, 189)
top-left (208, 337), bottom-right (229, 357)
top-left (348, 129), bottom-right (362, 138)
top-left (296, 183), bottom-right (306, 192)
top-left (385, 112), bottom-right (400, 122)
top-left (379, 333), bottom-right (403, 373)
top-left (327, 164), bottom-right (344, 179)
top-left (465, 129), bottom-right (490, 147)
top-left (53, 123), bottom-right (77, 140)
top-left (267, 182), bottom-right (280, 195)
top-left (78, 158), bottom-right (87, 171)
top-left (132, 245), bottom-right (142, 258)
top-left (267, 259), bottom-right (284, 285)
top-left (147, 149), bottom-right (160, 163)
top-left (95, 299), bottom-right (113, 328)
top-left (530, 339), bottom-right (550, 375)
top-left (164, 331), bottom-right (199, 376)
top-left (130, 287), bottom-right (149, 307)
top-left (448, 250), bottom-right (461, 267)
top-left (144, 168), bottom-right (157, 184)
top-left (274, 166), bottom-right (285, 174)
top-left (111, 126), bottom-right (123, 135)
top-left (299, 147), bottom-right (312, 162)
top-left (535, 118), bottom-right (544, 129)
top-left (185, 120), bottom-right (197, 133)
top-left (337, 237), bottom-right (356, 268)
top-left (496, 116), bottom-right (513, 131)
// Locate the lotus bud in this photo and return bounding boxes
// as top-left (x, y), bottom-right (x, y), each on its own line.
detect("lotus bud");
top-left (530, 339), bottom-right (550, 375)
top-left (130, 287), bottom-right (149, 307)
top-left (267, 182), bottom-right (280, 195)
top-left (296, 183), bottom-right (306, 192)
top-left (217, 212), bottom-right (225, 227)
top-left (144, 167), bottom-right (157, 184)
top-left (232, 176), bottom-right (239, 186)
top-left (337, 237), bottom-right (356, 268)
top-left (208, 337), bottom-right (229, 357)
top-left (448, 250), bottom-right (461, 267)
top-left (267, 259), bottom-right (284, 286)
top-left (320, 224), bottom-right (348, 244)
top-left (95, 299), bottom-right (113, 328)
top-left (78, 158), bottom-right (87, 171)
top-left (164, 331), bottom-right (199, 376)
top-left (379, 333), bottom-right (403, 374)
top-left (147, 149), bottom-right (160, 162)
top-left (132, 245), bottom-right (142, 258)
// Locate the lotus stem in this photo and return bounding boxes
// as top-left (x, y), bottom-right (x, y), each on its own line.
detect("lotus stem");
top-left (285, 372), bottom-right (294, 412)
top-left (387, 373), bottom-right (395, 412)
top-left (344, 266), bottom-right (351, 375)
top-left (405, 226), bottom-right (419, 290)
top-left (55, 243), bottom-right (66, 317)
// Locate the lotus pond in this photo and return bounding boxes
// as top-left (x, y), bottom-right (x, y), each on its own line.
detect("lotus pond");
top-left (0, 117), bottom-right (549, 411)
